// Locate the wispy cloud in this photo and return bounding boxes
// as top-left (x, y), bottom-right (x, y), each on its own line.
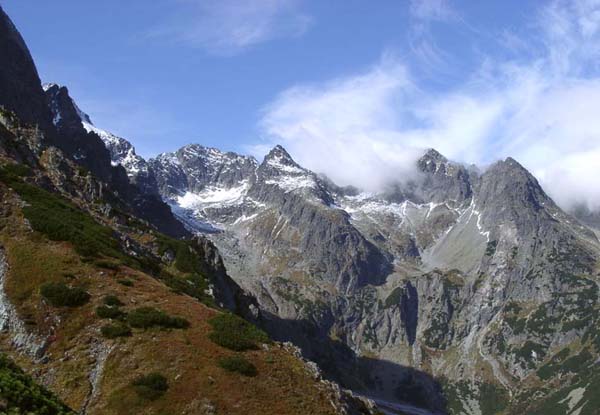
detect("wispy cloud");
top-left (147, 0), bottom-right (312, 55)
top-left (257, 0), bottom-right (600, 210)
top-left (409, 0), bottom-right (458, 22)
top-left (406, 0), bottom-right (464, 80)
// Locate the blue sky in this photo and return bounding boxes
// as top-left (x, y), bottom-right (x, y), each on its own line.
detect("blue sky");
top-left (3, 0), bottom-right (538, 156)
top-left (4, 1), bottom-right (600, 209)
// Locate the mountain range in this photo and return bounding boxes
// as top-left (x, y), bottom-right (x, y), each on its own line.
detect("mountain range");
top-left (85, 85), bottom-right (600, 414)
top-left (1, 4), bottom-right (600, 415)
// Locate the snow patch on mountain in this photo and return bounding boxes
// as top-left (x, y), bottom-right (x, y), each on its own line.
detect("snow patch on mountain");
top-left (177, 181), bottom-right (249, 209)
top-left (266, 154), bottom-right (305, 174)
top-left (81, 121), bottom-right (145, 172)
top-left (265, 175), bottom-right (316, 192)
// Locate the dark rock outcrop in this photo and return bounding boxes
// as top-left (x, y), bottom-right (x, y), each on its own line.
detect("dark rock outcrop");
top-left (0, 6), bottom-right (55, 138)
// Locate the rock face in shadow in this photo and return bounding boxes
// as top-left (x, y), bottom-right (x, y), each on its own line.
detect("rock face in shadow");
top-left (43, 84), bottom-right (116, 180)
top-left (0, 6), bottom-right (55, 138)
top-left (400, 282), bottom-right (418, 346)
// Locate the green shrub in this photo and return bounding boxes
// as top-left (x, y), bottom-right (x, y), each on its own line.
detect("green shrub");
top-left (208, 313), bottom-right (269, 351)
top-left (127, 307), bottom-right (189, 329)
top-left (156, 236), bottom-right (202, 274)
top-left (40, 282), bottom-right (90, 307)
top-left (479, 382), bottom-right (508, 414)
top-left (101, 323), bottom-right (132, 339)
top-left (103, 295), bottom-right (124, 307)
top-left (384, 286), bottom-right (404, 309)
top-left (0, 163), bottom-right (31, 178)
top-left (0, 353), bottom-right (74, 414)
top-left (93, 259), bottom-right (120, 270)
top-left (132, 373), bottom-right (169, 400)
top-left (218, 355), bottom-right (258, 377)
top-left (117, 278), bottom-right (134, 287)
top-left (158, 270), bottom-right (213, 306)
top-left (96, 305), bottom-right (125, 320)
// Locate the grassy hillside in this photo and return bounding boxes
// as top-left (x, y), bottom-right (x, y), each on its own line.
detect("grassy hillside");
top-left (0, 157), bottom-right (358, 414)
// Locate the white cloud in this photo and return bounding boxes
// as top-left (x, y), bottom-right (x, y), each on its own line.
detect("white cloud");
top-left (257, 0), bottom-right (600, 211)
top-left (148, 0), bottom-right (312, 55)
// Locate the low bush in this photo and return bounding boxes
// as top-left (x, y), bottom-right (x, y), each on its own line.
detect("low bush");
top-left (159, 270), bottom-right (212, 306)
top-left (100, 323), bottom-right (132, 339)
top-left (93, 259), bottom-right (120, 270)
top-left (40, 282), bottom-right (90, 307)
top-left (0, 163), bottom-right (31, 178)
top-left (156, 236), bottom-right (202, 274)
top-left (132, 373), bottom-right (168, 400)
top-left (218, 355), bottom-right (257, 377)
top-left (208, 313), bottom-right (269, 351)
top-left (117, 278), bottom-right (134, 287)
top-left (127, 307), bottom-right (189, 329)
top-left (0, 353), bottom-right (74, 414)
top-left (103, 295), bottom-right (124, 307)
top-left (96, 305), bottom-right (125, 320)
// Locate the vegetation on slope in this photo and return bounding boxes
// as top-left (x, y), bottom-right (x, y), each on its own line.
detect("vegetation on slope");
top-left (131, 373), bottom-right (169, 401)
top-left (127, 307), bottom-right (189, 329)
top-left (40, 282), bottom-right (90, 307)
top-left (218, 355), bottom-right (258, 377)
top-left (208, 312), bottom-right (270, 351)
top-left (0, 353), bottom-right (74, 414)
top-left (0, 164), bottom-right (126, 260)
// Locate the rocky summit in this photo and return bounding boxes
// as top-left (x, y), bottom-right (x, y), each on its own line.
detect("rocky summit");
top-left (1, 3), bottom-right (600, 415)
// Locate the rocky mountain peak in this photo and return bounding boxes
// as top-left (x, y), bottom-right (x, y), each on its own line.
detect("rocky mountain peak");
top-left (472, 155), bottom-right (565, 246)
top-left (411, 148), bottom-right (474, 204)
top-left (149, 144), bottom-right (258, 200)
top-left (262, 144), bottom-right (299, 168)
top-left (51, 83), bottom-right (158, 193)
top-left (417, 148), bottom-right (452, 174)
top-left (479, 157), bottom-right (546, 203)
top-left (177, 144), bottom-right (256, 167)
top-left (44, 83), bottom-right (93, 126)
top-left (421, 147), bottom-right (447, 162)
top-left (257, 145), bottom-right (311, 184)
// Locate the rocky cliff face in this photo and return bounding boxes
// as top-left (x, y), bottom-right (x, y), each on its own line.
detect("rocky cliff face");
top-left (41, 84), bottom-right (187, 238)
top-left (73, 104), bottom-right (160, 196)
